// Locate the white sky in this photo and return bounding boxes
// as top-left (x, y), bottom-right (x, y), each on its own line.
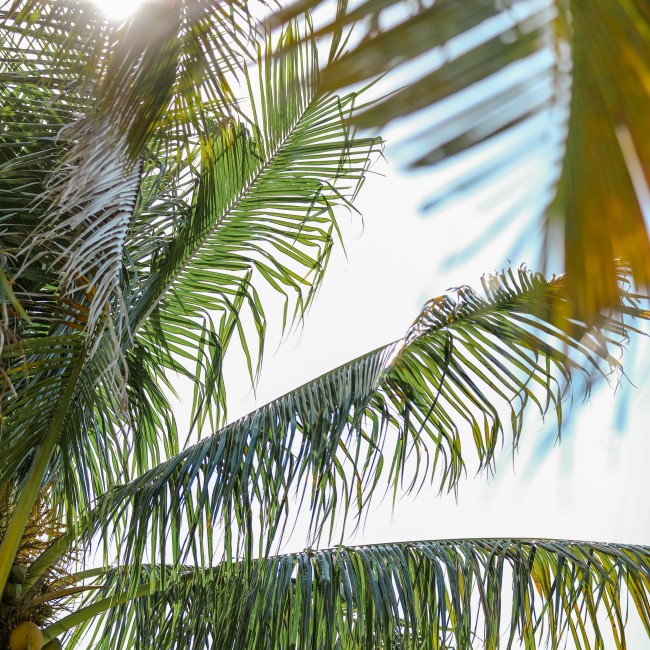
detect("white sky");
top-left (89, 0), bottom-right (650, 644)
top-left (92, 0), bottom-right (148, 21)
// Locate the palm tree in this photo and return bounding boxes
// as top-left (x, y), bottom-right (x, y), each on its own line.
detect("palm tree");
top-left (0, 1), bottom-right (649, 648)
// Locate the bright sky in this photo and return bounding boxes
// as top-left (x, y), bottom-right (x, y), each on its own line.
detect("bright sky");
top-left (92, 0), bottom-right (139, 21)
top-left (90, 0), bottom-right (650, 644)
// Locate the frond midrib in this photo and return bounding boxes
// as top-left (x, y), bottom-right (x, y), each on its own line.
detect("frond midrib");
top-left (129, 80), bottom-right (332, 340)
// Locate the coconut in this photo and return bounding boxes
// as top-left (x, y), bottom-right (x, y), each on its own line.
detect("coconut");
top-left (3, 582), bottom-right (22, 605)
top-left (8, 621), bottom-right (43, 650)
top-left (9, 565), bottom-right (27, 584)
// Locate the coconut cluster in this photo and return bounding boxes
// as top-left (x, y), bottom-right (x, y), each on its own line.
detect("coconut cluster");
top-left (0, 565), bottom-right (61, 650)
top-left (3, 565), bottom-right (27, 606)
top-left (0, 487), bottom-right (69, 649)
top-left (1, 565), bottom-right (29, 636)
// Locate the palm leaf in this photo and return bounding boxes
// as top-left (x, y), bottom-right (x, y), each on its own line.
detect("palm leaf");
top-left (0, 0), bottom-right (250, 339)
top-left (79, 267), bottom-right (648, 585)
top-left (24, 120), bottom-right (141, 340)
top-left (0, 14), bottom-right (381, 594)
top-left (4, 0), bottom-right (251, 157)
top-left (0, 335), bottom-right (84, 487)
top-left (0, 3), bottom-right (137, 347)
top-left (552, 0), bottom-right (650, 323)
top-left (126, 22), bottom-right (381, 432)
top-left (269, 0), bottom-right (650, 324)
top-left (48, 538), bottom-right (650, 649)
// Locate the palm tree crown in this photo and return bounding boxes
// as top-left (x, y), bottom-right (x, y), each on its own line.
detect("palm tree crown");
top-left (0, 1), bottom-right (649, 648)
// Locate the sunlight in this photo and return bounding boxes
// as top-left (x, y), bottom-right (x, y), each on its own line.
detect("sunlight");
top-left (92, 0), bottom-right (149, 21)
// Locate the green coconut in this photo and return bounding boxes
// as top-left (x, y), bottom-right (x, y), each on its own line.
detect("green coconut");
top-left (9, 565), bottom-right (27, 584)
top-left (3, 582), bottom-right (22, 605)
top-left (0, 603), bottom-right (11, 620)
top-left (8, 620), bottom-right (43, 650)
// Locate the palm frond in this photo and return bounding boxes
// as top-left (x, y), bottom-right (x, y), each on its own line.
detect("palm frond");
top-left (0, 0), bottom-right (249, 340)
top-left (0, 284), bottom-right (166, 525)
top-left (0, 335), bottom-right (84, 489)
top-left (270, 0), bottom-right (561, 168)
top-left (81, 267), bottom-right (648, 582)
top-left (551, 0), bottom-right (650, 323)
top-left (0, 333), bottom-right (131, 524)
top-left (0, 270), bottom-right (145, 524)
top-left (50, 538), bottom-right (650, 649)
top-left (0, 13), bottom-right (380, 549)
top-left (270, 0), bottom-right (650, 324)
top-left (0, 2), bottom-right (135, 339)
top-left (126, 22), bottom-right (381, 431)
top-left (21, 119), bottom-right (141, 340)
top-left (4, 0), bottom-right (251, 157)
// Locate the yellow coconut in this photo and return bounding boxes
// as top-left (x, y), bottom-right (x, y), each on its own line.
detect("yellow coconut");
top-left (8, 621), bottom-right (43, 650)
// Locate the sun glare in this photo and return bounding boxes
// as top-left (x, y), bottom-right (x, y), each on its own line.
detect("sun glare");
top-left (92, 0), bottom-right (149, 22)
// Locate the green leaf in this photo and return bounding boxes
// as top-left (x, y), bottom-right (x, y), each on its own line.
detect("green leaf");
top-left (0, 15), bottom-right (380, 533)
top-left (127, 22), bottom-right (381, 431)
top-left (81, 266), bottom-right (649, 585)
top-left (49, 538), bottom-right (650, 649)
top-left (4, 0), bottom-right (250, 159)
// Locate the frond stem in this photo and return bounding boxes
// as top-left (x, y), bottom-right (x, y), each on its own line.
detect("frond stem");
top-left (21, 584), bottom-right (107, 610)
top-left (23, 535), bottom-right (69, 592)
top-left (42, 579), bottom-right (163, 643)
top-left (0, 350), bottom-right (85, 596)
